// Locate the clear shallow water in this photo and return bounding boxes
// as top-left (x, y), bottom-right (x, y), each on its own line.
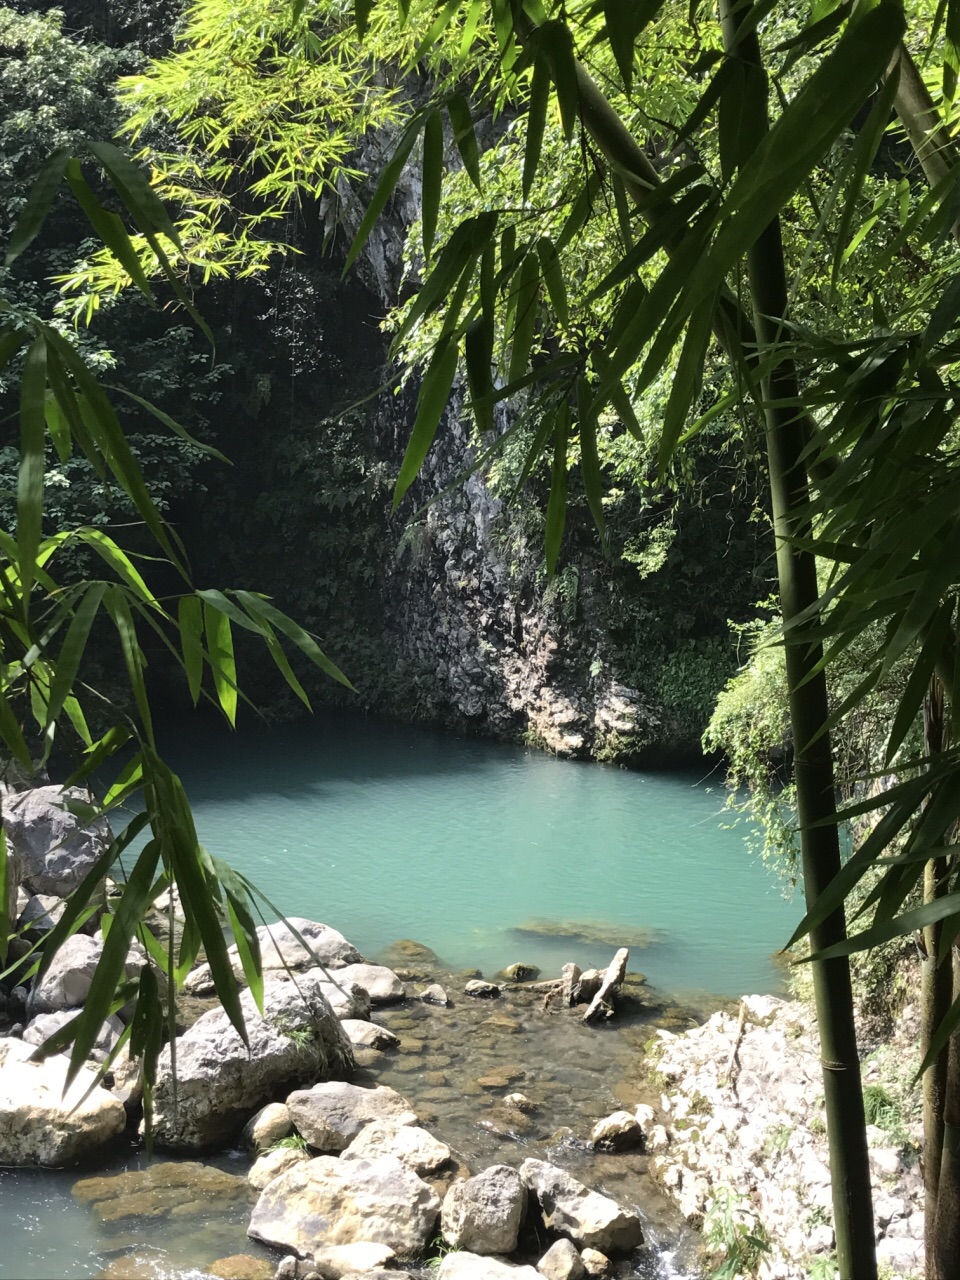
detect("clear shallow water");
top-left (150, 710), bottom-right (798, 999)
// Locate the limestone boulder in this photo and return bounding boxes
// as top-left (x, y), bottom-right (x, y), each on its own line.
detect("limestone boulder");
top-left (589, 1111), bottom-right (644, 1152)
top-left (464, 979), bottom-right (500, 998)
top-left (341, 1120), bottom-right (452, 1174)
top-left (2, 784), bottom-right (109, 897)
top-left (437, 1256), bottom-right (541, 1279)
top-left (248, 1145), bottom-right (310, 1191)
top-left (151, 977), bottom-right (354, 1151)
top-left (183, 919), bottom-right (362, 994)
top-left (26, 934), bottom-right (101, 1015)
top-left (0, 1038), bottom-right (125, 1166)
top-left (519, 1160), bottom-right (643, 1255)
top-left (23, 1009), bottom-right (123, 1063)
top-left (312, 1243), bottom-right (397, 1278)
top-left (337, 963), bottom-right (404, 1005)
top-left (419, 983), bottom-right (449, 1006)
top-left (243, 1102), bottom-right (294, 1152)
top-left (286, 1082), bottom-right (417, 1153)
top-left (538, 1239), bottom-right (585, 1280)
top-left (339, 1020), bottom-right (399, 1050)
top-left (247, 1154), bottom-right (440, 1257)
top-left (441, 1164), bottom-right (527, 1255)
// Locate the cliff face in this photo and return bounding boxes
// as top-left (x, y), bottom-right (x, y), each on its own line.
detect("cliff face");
top-left (376, 388), bottom-right (658, 758)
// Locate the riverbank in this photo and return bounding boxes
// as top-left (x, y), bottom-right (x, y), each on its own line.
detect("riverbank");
top-left (646, 993), bottom-right (924, 1280)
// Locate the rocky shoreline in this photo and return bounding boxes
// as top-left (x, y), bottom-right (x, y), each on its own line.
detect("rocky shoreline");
top-left (0, 786), bottom-right (927, 1280)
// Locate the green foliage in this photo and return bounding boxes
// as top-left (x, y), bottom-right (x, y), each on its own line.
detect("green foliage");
top-left (270, 1133), bottom-right (310, 1150)
top-left (703, 1185), bottom-right (771, 1279)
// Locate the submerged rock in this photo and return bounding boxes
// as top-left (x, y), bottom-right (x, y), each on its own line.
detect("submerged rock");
top-left (286, 1081), bottom-right (418, 1152)
top-left (247, 1153), bottom-right (440, 1256)
top-left (206, 1255), bottom-right (275, 1280)
top-left (511, 919), bottom-right (659, 950)
top-left (519, 1159), bottom-right (643, 1255)
top-left (73, 1161), bottom-right (248, 1222)
top-left (440, 1164), bottom-right (527, 1255)
top-left (151, 978), bottom-right (354, 1151)
top-left (464, 980), bottom-right (499, 999)
top-left (0, 1037), bottom-right (125, 1166)
top-left (589, 1110), bottom-right (644, 1152)
top-left (500, 963), bottom-right (541, 982)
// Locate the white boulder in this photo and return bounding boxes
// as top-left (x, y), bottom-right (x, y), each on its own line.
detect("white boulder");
top-left (520, 1159), bottom-right (643, 1254)
top-left (286, 1082), bottom-right (418, 1152)
top-left (248, 1154), bottom-right (440, 1256)
top-left (441, 1164), bottom-right (528, 1255)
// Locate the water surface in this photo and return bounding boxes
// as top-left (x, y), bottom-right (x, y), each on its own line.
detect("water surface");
top-left (151, 710), bottom-right (797, 998)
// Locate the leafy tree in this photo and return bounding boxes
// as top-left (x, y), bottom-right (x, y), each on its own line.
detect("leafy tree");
top-left (10, 0), bottom-right (960, 1274)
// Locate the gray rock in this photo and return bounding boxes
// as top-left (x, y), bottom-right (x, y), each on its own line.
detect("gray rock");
top-left (337, 963), bottom-right (404, 1005)
top-left (464, 980), bottom-right (500, 999)
top-left (248, 1154), bottom-right (440, 1257)
top-left (286, 1082), bottom-right (418, 1153)
top-left (500, 963), bottom-right (541, 982)
top-left (579, 1249), bottom-right (610, 1276)
top-left (151, 977), bottom-right (354, 1150)
top-left (590, 1111), bottom-right (644, 1152)
top-left (437, 1255), bottom-right (541, 1278)
top-left (243, 1102), bottom-right (294, 1152)
top-left (538, 1239), bottom-right (585, 1280)
top-left (341, 1121), bottom-right (451, 1174)
top-left (312, 1243), bottom-right (397, 1279)
top-left (0, 1037), bottom-right (125, 1166)
top-left (2, 785), bottom-right (109, 898)
top-left (27, 934), bottom-right (142, 1016)
top-left (17, 893), bottom-right (67, 938)
top-left (184, 919), bottom-right (363, 994)
top-left (441, 1164), bottom-right (527, 1255)
top-left (420, 983), bottom-right (449, 1006)
top-left (339, 1020), bottom-right (399, 1050)
top-left (248, 1145), bottom-right (310, 1191)
top-left (22, 1010), bottom-right (123, 1063)
top-left (519, 1159), bottom-right (643, 1254)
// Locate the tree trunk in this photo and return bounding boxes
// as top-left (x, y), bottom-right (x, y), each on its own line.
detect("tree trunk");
top-left (922, 684), bottom-right (953, 1279)
top-left (719, 4), bottom-right (877, 1275)
top-left (932, 952), bottom-right (960, 1276)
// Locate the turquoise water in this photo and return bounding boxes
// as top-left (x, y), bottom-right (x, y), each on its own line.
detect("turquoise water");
top-left (151, 710), bottom-right (797, 999)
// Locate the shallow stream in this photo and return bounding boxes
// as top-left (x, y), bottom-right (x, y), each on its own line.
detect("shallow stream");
top-left (1, 712), bottom-right (800, 1279)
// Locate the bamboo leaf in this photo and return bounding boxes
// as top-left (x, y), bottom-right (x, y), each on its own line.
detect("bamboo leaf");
top-left (64, 159), bottom-right (154, 303)
top-left (658, 295), bottom-right (715, 475)
top-left (537, 237), bottom-right (568, 328)
top-left (830, 66), bottom-right (899, 291)
top-left (884, 606), bottom-right (954, 764)
top-left (178, 595), bottom-right (204, 705)
top-left (465, 316), bottom-right (495, 435)
top-left (604, 0), bottom-right (640, 92)
top-left (233, 591), bottom-right (354, 690)
top-left (211, 855), bottom-right (263, 1012)
top-left (946, 0), bottom-right (960, 102)
top-left (103, 587), bottom-right (153, 742)
top-left (354, 0), bottom-right (374, 37)
top-left (577, 376), bottom-right (605, 539)
top-left (65, 837), bottom-right (160, 1085)
top-left (18, 336), bottom-right (47, 602)
top-left (524, 52), bottom-right (549, 200)
top-left (806, 891), bottom-right (960, 963)
top-left (539, 20), bottom-right (579, 140)
top-left (545, 402), bottom-right (569, 577)
top-left (421, 110), bottom-right (444, 262)
top-left (344, 117), bottom-right (422, 274)
top-left (447, 94), bottom-right (481, 190)
top-left (110, 387), bottom-right (231, 463)
top-left (394, 337), bottom-right (459, 508)
top-left (5, 149), bottom-right (70, 266)
top-left (45, 583), bottom-right (107, 731)
top-left (0, 828), bottom-right (8, 967)
top-left (508, 252), bottom-right (540, 384)
top-left (86, 141), bottom-right (185, 254)
top-left (202, 600), bottom-right (237, 727)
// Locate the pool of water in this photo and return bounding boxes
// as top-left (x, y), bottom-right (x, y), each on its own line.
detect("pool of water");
top-left (148, 710), bottom-right (798, 999)
top-left (2, 709), bottom-right (800, 1280)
